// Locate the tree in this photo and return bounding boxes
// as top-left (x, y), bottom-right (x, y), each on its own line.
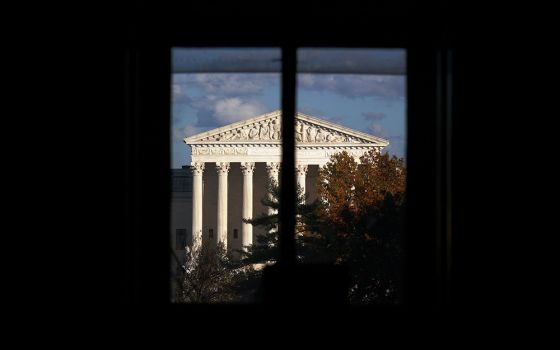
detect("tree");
top-left (240, 179), bottom-right (328, 265)
top-left (354, 150), bottom-right (406, 210)
top-left (175, 242), bottom-right (250, 303)
top-left (190, 149), bottom-right (407, 304)
top-left (238, 179), bottom-right (282, 265)
top-left (316, 151), bottom-right (359, 230)
top-left (317, 150), bottom-right (406, 303)
top-left (242, 150), bottom-right (407, 304)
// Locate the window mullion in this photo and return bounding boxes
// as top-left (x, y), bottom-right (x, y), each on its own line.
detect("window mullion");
top-left (279, 46), bottom-right (297, 265)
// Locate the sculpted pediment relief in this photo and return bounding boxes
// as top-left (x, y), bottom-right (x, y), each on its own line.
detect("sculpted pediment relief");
top-left (209, 116), bottom-right (281, 142)
top-left (295, 119), bottom-right (348, 143)
top-left (184, 110), bottom-right (389, 146)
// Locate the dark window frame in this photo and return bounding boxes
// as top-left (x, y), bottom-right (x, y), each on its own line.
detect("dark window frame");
top-left (123, 22), bottom-right (453, 313)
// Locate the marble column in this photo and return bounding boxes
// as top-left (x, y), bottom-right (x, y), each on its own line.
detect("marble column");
top-left (216, 162), bottom-right (230, 249)
top-left (191, 162), bottom-right (205, 250)
top-left (266, 162), bottom-right (281, 216)
top-left (296, 164), bottom-right (308, 204)
top-left (241, 162), bottom-right (255, 249)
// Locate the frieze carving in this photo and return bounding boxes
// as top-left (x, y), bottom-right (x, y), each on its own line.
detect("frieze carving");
top-left (197, 117), bottom-right (368, 144)
top-left (192, 146), bottom-right (378, 159)
top-left (325, 149), bottom-right (373, 158)
top-left (192, 147), bottom-right (248, 156)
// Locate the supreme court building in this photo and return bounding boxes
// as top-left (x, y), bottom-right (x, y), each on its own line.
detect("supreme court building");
top-left (171, 110), bottom-right (389, 269)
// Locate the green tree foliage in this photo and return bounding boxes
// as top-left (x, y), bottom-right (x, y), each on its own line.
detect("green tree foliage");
top-left (240, 179), bottom-right (324, 264)
top-left (238, 180), bottom-right (281, 265)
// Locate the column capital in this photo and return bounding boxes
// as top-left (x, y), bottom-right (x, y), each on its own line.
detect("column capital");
top-left (191, 162), bottom-right (205, 175)
top-left (240, 162), bottom-right (255, 175)
top-left (266, 162), bottom-right (281, 174)
top-left (296, 164), bottom-right (308, 176)
top-left (242, 161), bottom-right (254, 249)
top-left (215, 162), bottom-right (230, 174)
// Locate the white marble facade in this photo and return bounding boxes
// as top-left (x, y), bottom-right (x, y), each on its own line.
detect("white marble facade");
top-left (173, 110), bottom-right (389, 258)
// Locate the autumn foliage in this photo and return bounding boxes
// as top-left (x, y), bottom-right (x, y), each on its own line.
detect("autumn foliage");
top-left (315, 150), bottom-right (406, 303)
top-left (317, 150), bottom-right (406, 236)
top-left (242, 149), bottom-right (407, 304)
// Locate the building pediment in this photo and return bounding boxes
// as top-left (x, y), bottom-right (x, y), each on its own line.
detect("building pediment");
top-left (184, 110), bottom-right (389, 147)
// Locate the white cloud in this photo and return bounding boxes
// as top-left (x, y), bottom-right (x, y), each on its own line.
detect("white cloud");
top-left (383, 134), bottom-right (406, 158)
top-left (173, 73), bottom-right (279, 97)
top-left (183, 124), bottom-right (204, 137)
top-left (172, 124), bottom-right (205, 141)
top-left (298, 74), bottom-right (405, 99)
top-left (366, 123), bottom-right (391, 139)
top-left (172, 83), bottom-right (181, 96)
top-left (172, 82), bottom-right (195, 104)
top-left (369, 123), bottom-right (385, 135)
top-left (213, 98), bottom-right (266, 123)
top-left (362, 111), bottom-right (387, 121)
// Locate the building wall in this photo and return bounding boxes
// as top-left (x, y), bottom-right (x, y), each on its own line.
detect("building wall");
top-left (306, 165), bottom-right (319, 203)
top-left (170, 168), bottom-right (193, 291)
top-left (199, 162), bottom-right (271, 254)
top-left (170, 162), bottom-right (320, 277)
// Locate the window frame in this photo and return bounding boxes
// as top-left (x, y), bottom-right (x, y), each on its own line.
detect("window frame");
top-left (123, 36), bottom-right (453, 312)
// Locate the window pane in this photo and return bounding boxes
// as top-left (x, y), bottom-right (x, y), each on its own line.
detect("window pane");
top-left (295, 48), bottom-right (407, 305)
top-left (170, 48), bottom-right (281, 303)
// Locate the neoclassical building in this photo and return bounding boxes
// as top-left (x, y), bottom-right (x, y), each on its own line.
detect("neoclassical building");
top-left (171, 110), bottom-right (389, 264)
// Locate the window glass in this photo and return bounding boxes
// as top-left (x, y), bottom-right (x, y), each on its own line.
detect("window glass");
top-left (294, 48), bottom-right (407, 304)
top-left (170, 47), bottom-right (407, 305)
top-left (171, 48), bottom-right (281, 303)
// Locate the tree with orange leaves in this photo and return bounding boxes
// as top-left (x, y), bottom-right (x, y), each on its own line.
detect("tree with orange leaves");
top-left (242, 150), bottom-right (406, 303)
top-left (318, 150), bottom-right (406, 224)
top-left (317, 150), bottom-right (406, 303)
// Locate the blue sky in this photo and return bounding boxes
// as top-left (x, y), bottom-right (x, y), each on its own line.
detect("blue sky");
top-left (171, 50), bottom-right (406, 169)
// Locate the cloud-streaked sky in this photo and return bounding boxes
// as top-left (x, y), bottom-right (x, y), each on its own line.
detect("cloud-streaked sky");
top-left (172, 51), bottom-right (406, 168)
